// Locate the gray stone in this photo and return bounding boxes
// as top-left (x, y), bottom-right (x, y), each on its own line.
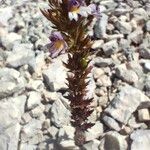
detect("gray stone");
top-left (0, 123), bottom-right (21, 150)
top-left (30, 104), bottom-right (45, 118)
top-left (103, 115), bottom-right (121, 131)
top-left (144, 62), bottom-right (150, 71)
top-left (128, 28), bottom-right (143, 44)
top-left (99, 131), bottom-right (127, 150)
top-left (48, 126), bottom-right (59, 139)
top-left (94, 57), bottom-right (113, 67)
top-left (58, 126), bottom-right (77, 149)
top-left (43, 60), bottom-right (68, 91)
top-left (130, 130), bottom-right (150, 150)
top-left (83, 139), bottom-right (100, 150)
top-left (0, 7), bottom-right (13, 26)
top-left (0, 32), bottom-right (22, 50)
top-left (115, 64), bottom-right (139, 84)
top-left (105, 85), bottom-right (150, 124)
top-left (6, 43), bottom-right (35, 68)
top-left (21, 113), bottom-right (32, 125)
top-left (21, 119), bottom-right (42, 142)
top-left (0, 96), bottom-right (25, 150)
top-left (93, 68), bottom-right (104, 80)
top-left (146, 20), bottom-right (150, 32)
top-left (85, 121), bottom-right (103, 141)
top-left (28, 131), bottom-right (43, 145)
top-left (0, 68), bottom-right (25, 99)
top-left (138, 109), bottom-right (150, 122)
top-left (51, 99), bottom-right (71, 128)
top-left (94, 14), bottom-right (108, 38)
top-left (20, 143), bottom-right (37, 150)
top-left (132, 8), bottom-right (149, 21)
top-left (139, 34), bottom-right (150, 59)
top-left (128, 115), bottom-right (147, 129)
top-left (115, 21), bottom-right (132, 34)
top-left (28, 51), bottom-right (45, 75)
top-left (102, 40), bottom-right (119, 56)
top-left (27, 91), bottom-right (42, 110)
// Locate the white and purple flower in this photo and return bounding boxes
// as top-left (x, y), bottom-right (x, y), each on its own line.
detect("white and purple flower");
top-left (47, 31), bottom-right (68, 58)
top-left (68, 0), bottom-right (99, 21)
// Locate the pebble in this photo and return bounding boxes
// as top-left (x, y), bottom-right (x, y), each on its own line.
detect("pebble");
top-left (27, 91), bottom-right (42, 110)
top-left (115, 21), bottom-right (132, 34)
top-left (138, 109), bottom-right (150, 122)
top-left (102, 40), bottom-right (119, 56)
top-left (104, 85), bottom-right (150, 124)
top-left (130, 130), bottom-right (150, 150)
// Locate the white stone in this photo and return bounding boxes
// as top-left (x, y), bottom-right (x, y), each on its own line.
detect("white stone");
top-left (131, 130), bottom-right (150, 150)
top-left (83, 139), bottom-right (100, 150)
top-left (43, 60), bottom-right (68, 91)
top-left (30, 104), bottom-right (45, 118)
top-left (116, 64), bottom-right (139, 84)
top-left (21, 119), bottom-right (42, 142)
top-left (27, 91), bottom-right (42, 110)
top-left (6, 43), bottom-right (35, 68)
top-left (138, 109), bottom-right (150, 121)
top-left (85, 121), bottom-right (103, 141)
top-left (115, 21), bottom-right (132, 34)
top-left (0, 68), bottom-right (25, 99)
top-left (0, 7), bottom-right (13, 26)
top-left (100, 131), bottom-right (127, 150)
top-left (102, 40), bottom-right (119, 56)
top-left (105, 85), bottom-right (150, 124)
top-left (51, 99), bottom-right (71, 127)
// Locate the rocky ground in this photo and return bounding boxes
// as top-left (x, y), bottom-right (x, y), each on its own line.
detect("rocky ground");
top-left (0, 0), bottom-right (150, 150)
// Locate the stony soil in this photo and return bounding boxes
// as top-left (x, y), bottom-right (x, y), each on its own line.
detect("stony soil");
top-left (0, 0), bottom-right (150, 150)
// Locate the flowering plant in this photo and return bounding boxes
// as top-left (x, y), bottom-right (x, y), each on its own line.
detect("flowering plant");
top-left (41, 0), bottom-right (99, 146)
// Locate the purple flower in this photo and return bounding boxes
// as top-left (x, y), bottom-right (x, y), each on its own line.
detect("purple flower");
top-left (68, 0), bottom-right (100, 21)
top-left (47, 31), bottom-right (68, 58)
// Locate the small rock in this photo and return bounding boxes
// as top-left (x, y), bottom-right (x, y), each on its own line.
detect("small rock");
top-left (93, 67), bottom-right (104, 80)
top-left (0, 32), bottom-right (22, 50)
top-left (6, 43), bottom-right (35, 68)
top-left (132, 8), bottom-right (148, 21)
top-left (130, 130), bottom-right (150, 150)
top-left (27, 91), bottom-right (42, 110)
top-left (115, 64), bottom-right (139, 84)
top-left (128, 28), bottom-right (143, 44)
top-left (144, 62), bottom-right (150, 71)
top-left (0, 7), bottom-right (13, 26)
top-left (115, 21), bottom-right (132, 34)
top-left (102, 40), bottom-right (119, 56)
top-left (51, 99), bottom-right (71, 128)
top-left (43, 60), bottom-right (67, 91)
top-left (28, 51), bottom-right (45, 75)
top-left (48, 126), bottom-right (59, 139)
top-left (21, 119), bottom-right (42, 142)
top-left (94, 14), bottom-right (108, 38)
top-left (21, 113), bottom-right (32, 125)
top-left (42, 119), bottom-right (51, 130)
top-left (138, 109), bottom-right (150, 122)
top-left (30, 104), bottom-right (45, 118)
top-left (99, 131), bottom-right (127, 150)
top-left (85, 121), bottom-right (103, 141)
top-left (96, 75), bottom-right (112, 87)
top-left (94, 57), bottom-right (113, 67)
top-left (28, 131), bottom-right (43, 145)
top-left (92, 40), bottom-right (104, 49)
top-left (146, 20), bottom-right (150, 32)
top-left (83, 139), bottom-right (100, 150)
top-left (0, 68), bottom-right (25, 99)
top-left (104, 85), bottom-right (150, 124)
top-left (103, 115), bottom-right (121, 131)
top-left (58, 126), bottom-right (77, 149)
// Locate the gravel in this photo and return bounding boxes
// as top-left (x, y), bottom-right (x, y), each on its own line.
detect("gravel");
top-left (0, 0), bottom-right (150, 149)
